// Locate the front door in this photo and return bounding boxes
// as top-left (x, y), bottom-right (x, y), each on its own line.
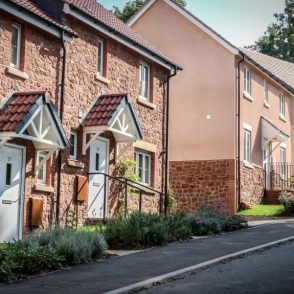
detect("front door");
top-left (88, 138), bottom-right (109, 219)
top-left (263, 144), bottom-right (270, 189)
top-left (0, 145), bottom-right (24, 242)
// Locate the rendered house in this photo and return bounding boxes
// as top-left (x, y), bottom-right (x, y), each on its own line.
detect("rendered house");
top-left (129, 0), bottom-right (294, 214)
top-left (0, 0), bottom-right (180, 242)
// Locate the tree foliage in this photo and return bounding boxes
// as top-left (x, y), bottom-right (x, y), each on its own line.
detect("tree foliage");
top-left (113, 0), bottom-right (187, 23)
top-left (249, 0), bottom-right (294, 63)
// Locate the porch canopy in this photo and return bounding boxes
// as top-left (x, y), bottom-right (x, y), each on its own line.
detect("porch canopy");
top-left (0, 91), bottom-right (69, 170)
top-left (261, 116), bottom-right (289, 149)
top-left (81, 94), bottom-right (143, 156)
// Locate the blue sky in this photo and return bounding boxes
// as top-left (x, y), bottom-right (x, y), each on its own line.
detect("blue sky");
top-left (99, 0), bottom-right (284, 47)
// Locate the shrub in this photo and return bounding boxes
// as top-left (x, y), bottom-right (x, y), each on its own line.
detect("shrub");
top-left (224, 215), bottom-right (248, 232)
top-left (104, 212), bottom-right (192, 249)
top-left (279, 191), bottom-right (294, 214)
top-left (0, 242), bottom-right (62, 283)
top-left (24, 227), bottom-right (107, 265)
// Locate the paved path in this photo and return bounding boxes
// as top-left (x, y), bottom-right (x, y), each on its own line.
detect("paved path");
top-left (1, 219), bottom-right (294, 294)
top-left (142, 240), bottom-right (294, 294)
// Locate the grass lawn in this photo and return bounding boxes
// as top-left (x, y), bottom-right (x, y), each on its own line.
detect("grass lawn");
top-left (237, 205), bottom-right (285, 217)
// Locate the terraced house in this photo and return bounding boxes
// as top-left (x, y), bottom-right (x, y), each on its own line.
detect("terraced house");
top-left (0, 0), bottom-right (180, 242)
top-left (129, 0), bottom-right (294, 215)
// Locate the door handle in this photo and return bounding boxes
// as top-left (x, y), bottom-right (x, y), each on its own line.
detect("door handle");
top-left (2, 199), bottom-right (18, 204)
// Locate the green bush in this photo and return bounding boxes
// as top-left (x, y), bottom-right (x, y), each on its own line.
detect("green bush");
top-left (191, 206), bottom-right (248, 236)
top-left (0, 242), bottom-right (62, 283)
top-left (104, 212), bottom-right (192, 249)
top-left (279, 191), bottom-right (294, 214)
top-left (25, 227), bottom-right (107, 265)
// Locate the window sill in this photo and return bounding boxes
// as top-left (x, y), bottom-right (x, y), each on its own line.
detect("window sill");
top-left (95, 73), bottom-right (110, 84)
top-left (279, 114), bottom-right (287, 122)
top-left (34, 183), bottom-right (54, 193)
top-left (243, 92), bottom-right (254, 102)
top-left (243, 162), bottom-right (253, 169)
top-left (6, 66), bottom-right (29, 80)
top-left (67, 159), bottom-right (84, 169)
top-left (263, 101), bottom-right (270, 109)
top-left (137, 97), bottom-right (156, 109)
top-left (132, 182), bottom-right (155, 195)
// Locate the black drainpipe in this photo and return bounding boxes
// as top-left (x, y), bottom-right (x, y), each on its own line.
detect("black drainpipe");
top-left (56, 31), bottom-right (66, 226)
top-left (237, 54), bottom-right (245, 210)
top-left (164, 66), bottom-right (179, 216)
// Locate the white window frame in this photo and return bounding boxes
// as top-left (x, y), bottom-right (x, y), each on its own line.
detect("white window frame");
top-left (280, 146), bottom-right (286, 178)
top-left (97, 39), bottom-right (104, 76)
top-left (243, 127), bottom-right (252, 164)
top-left (264, 80), bottom-right (269, 105)
top-left (10, 23), bottom-right (21, 69)
top-left (139, 61), bottom-right (150, 101)
top-left (244, 67), bottom-right (251, 96)
top-left (135, 150), bottom-right (151, 186)
top-left (70, 130), bottom-right (77, 160)
top-left (36, 151), bottom-right (47, 184)
top-left (279, 93), bottom-right (285, 117)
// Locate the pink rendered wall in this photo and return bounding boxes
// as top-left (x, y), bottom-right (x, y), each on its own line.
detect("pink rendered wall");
top-left (240, 61), bottom-right (293, 168)
top-left (131, 0), bottom-right (237, 161)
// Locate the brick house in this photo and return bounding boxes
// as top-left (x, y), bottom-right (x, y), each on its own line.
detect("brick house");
top-left (0, 0), bottom-right (180, 242)
top-left (129, 0), bottom-right (294, 214)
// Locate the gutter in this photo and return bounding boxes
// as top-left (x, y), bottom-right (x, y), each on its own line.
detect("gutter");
top-left (164, 66), bottom-right (179, 216)
top-left (236, 54), bottom-right (245, 210)
top-left (56, 31), bottom-right (67, 226)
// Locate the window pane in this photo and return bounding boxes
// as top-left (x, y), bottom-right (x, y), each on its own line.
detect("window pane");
top-left (98, 41), bottom-right (103, 75)
top-left (70, 134), bottom-right (75, 157)
top-left (95, 153), bottom-right (100, 171)
top-left (11, 26), bottom-right (19, 66)
top-left (144, 66), bottom-right (149, 99)
top-left (12, 27), bottom-right (18, 47)
top-left (37, 153), bottom-right (46, 182)
top-left (138, 153), bottom-right (143, 180)
top-left (6, 163), bottom-right (12, 186)
top-left (144, 155), bottom-right (150, 184)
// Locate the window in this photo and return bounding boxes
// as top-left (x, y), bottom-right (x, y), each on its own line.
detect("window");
top-left (36, 151), bottom-right (47, 184)
top-left (280, 146), bottom-right (286, 178)
top-left (97, 39), bottom-right (104, 76)
top-left (264, 80), bottom-right (269, 104)
top-left (69, 130), bottom-right (77, 160)
top-left (244, 67), bottom-right (251, 95)
top-left (135, 150), bottom-right (151, 186)
top-left (139, 62), bottom-right (150, 100)
top-left (5, 163), bottom-right (12, 186)
top-left (279, 93), bottom-right (285, 117)
top-left (11, 23), bottom-right (21, 69)
top-left (244, 129), bottom-right (251, 163)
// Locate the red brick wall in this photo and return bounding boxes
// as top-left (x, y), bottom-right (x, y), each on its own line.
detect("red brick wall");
top-left (169, 159), bottom-right (236, 216)
top-left (0, 13), bottom-right (167, 233)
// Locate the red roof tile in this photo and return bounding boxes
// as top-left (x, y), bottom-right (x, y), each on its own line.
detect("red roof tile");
top-left (65, 0), bottom-right (179, 68)
top-left (0, 91), bottom-right (45, 132)
top-left (82, 94), bottom-right (126, 127)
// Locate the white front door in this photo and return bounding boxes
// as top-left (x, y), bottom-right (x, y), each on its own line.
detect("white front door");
top-left (263, 144), bottom-right (270, 189)
top-left (0, 145), bottom-right (24, 242)
top-left (88, 138), bottom-right (109, 219)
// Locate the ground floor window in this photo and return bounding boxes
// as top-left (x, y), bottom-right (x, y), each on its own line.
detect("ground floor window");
top-left (244, 128), bottom-right (252, 164)
top-left (280, 146), bottom-right (286, 178)
top-left (135, 150), bottom-right (151, 186)
top-left (70, 130), bottom-right (77, 160)
top-left (36, 151), bottom-right (47, 184)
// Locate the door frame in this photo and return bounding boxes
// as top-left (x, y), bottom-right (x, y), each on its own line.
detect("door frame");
top-left (2, 143), bottom-right (26, 241)
top-left (88, 136), bottom-right (110, 219)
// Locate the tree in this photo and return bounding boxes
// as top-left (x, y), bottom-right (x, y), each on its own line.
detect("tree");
top-left (113, 0), bottom-right (187, 23)
top-left (249, 0), bottom-right (294, 63)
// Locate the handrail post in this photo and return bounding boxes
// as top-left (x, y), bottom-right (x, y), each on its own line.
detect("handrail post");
top-left (139, 190), bottom-right (142, 212)
top-left (124, 178), bottom-right (128, 218)
top-left (159, 193), bottom-right (162, 214)
top-left (103, 173), bottom-right (107, 222)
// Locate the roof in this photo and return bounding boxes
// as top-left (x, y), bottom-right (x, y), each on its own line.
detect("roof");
top-left (82, 94), bottom-right (125, 127)
top-left (240, 48), bottom-right (294, 95)
top-left (64, 0), bottom-right (181, 69)
top-left (128, 0), bottom-right (238, 55)
top-left (5, 0), bottom-right (75, 35)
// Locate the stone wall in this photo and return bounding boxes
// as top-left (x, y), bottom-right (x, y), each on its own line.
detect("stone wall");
top-left (240, 165), bottom-right (264, 205)
top-left (169, 159), bottom-right (236, 216)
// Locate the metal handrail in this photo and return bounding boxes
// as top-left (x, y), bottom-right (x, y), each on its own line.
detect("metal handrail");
top-left (88, 172), bottom-right (164, 220)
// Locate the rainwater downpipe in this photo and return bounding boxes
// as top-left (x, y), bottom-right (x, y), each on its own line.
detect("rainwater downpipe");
top-left (56, 31), bottom-right (66, 226)
top-left (237, 54), bottom-right (245, 209)
top-left (164, 66), bottom-right (179, 216)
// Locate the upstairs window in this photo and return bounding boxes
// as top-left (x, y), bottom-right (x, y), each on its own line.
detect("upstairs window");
top-left (244, 67), bottom-right (251, 95)
top-left (244, 129), bottom-right (251, 164)
top-left (69, 130), bottom-right (77, 160)
top-left (139, 62), bottom-right (150, 101)
top-left (11, 23), bottom-right (21, 69)
top-left (264, 80), bottom-right (269, 105)
top-left (135, 150), bottom-right (151, 186)
top-left (279, 93), bottom-right (285, 117)
top-left (97, 39), bottom-right (104, 76)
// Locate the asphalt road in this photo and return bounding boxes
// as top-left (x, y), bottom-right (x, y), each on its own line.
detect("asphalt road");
top-left (141, 241), bottom-right (294, 294)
